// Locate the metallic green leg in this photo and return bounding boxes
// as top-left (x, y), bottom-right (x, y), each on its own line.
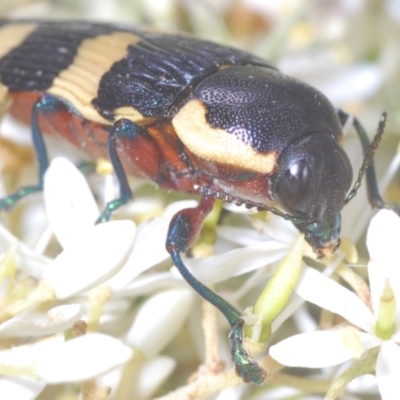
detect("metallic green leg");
top-left (0, 94), bottom-right (59, 210)
top-left (166, 197), bottom-right (266, 384)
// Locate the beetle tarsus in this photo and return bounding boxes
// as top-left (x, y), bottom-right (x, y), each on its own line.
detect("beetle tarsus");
top-left (0, 186), bottom-right (42, 211)
top-left (229, 320), bottom-right (266, 385)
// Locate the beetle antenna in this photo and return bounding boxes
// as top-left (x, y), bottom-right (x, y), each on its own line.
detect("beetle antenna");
top-left (344, 112), bottom-right (387, 205)
top-left (194, 184), bottom-right (304, 223)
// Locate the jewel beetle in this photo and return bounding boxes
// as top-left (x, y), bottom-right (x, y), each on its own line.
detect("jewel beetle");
top-left (0, 20), bottom-right (398, 385)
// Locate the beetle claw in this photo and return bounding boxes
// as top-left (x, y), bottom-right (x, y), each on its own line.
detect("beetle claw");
top-left (234, 357), bottom-right (267, 385)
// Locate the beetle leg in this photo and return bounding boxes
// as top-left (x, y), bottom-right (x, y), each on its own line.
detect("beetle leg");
top-left (166, 196), bottom-right (266, 384)
top-left (337, 110), bottom-right (400, 215)
top-left (96, 118), bottom-right (138, 223)
top-left (0, 93), bottom-right (60, 210)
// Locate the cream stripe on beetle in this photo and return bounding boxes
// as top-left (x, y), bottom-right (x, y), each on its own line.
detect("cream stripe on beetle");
top-left (0, 22), bottom-right (37, 59)
top-left (47, 31), bottom-right (144, 125)
top-left (172, 98), bottom-right (277, 174)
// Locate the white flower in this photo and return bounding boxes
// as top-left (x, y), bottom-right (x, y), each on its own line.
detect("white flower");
top-left (270, 209), bottom-right (400, 398)
top-left (0, 304), bottom-right (83, 337)
top-left (126, 288), bottom-right (194, 358)
top-left (0, 158), bottom-right (180, 399)
top-left (0, 333), bottom-right (132, 382)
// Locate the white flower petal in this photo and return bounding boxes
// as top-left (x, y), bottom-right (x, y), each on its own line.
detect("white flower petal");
top-left (36, 333), bottom-right (132, 383)
top-left (107, 216), bottom-right (170, 291)
top-left (44, 157), bottom-right (99, 250)
top-left (292, 304), bottom-right (318, 333)
top-left (367, 210), bottom-right (400, 261)
top-left (107, 201), bottom-right (199, 291)
top-left (340, 138), bottom-right (369, 241)
top-left (98, 298), bottom-right (132, 331)
top-left (313, 64), bottom-right (383, 103)
top-left (280, 53), bottom-right (383, 103)
top-left (43, 220), bottom-right (136, 299)
top-left (216, 387), bottom-right (246, 400)
top-left (0, 113), bottom-right (31, 144)
top-left (222, 202), bottom-right (258, 214)
top-left (0, 304), bottom-right (82, 337)
top-left (296, 267), bottom-right (374, 332)
top-left (117, 272), bottom-right (179, 297)
top-left (218, 213), bottom-right (298, 248)
top-left (218, 213), bottom-right (298, 247)
top-left (163, 200), bottom-right (199, 220)
top-left (0, 224), bottom-right (48, 279)
top-left (390, 330), bottom-right (400, 342)
top-left (387, 0), bottom-right (400, 22)
top-left (217, 226), bottom-right (269, 247)
top-left (126, 289), bottom-right (193, 358)
top-left (258, 213), bottom-right (299, 244)
top-left (368, 259), bottom-right (388, 321)
top-left (95, 366), bottom-right (123, 398)
top-left (346, 373), bottom-right (379, 395)
top-left (367, 210), bottom-right (400, 313)
top-left (173, 241), bottom-right (288, 284)
top-left (269, 330), bottom-right (376, 368)
top-left (0, 376), bottom-right (45, 400)
top-left (0, 334), bottom-right (64, 367)
top-left (376, 341), bottom-right (400, 400)
top-left (137, 356), bottom-right (176, 399)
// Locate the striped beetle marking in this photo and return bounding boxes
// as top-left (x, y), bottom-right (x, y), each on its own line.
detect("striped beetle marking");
top-left (0, 20), bottom-right (398, 384)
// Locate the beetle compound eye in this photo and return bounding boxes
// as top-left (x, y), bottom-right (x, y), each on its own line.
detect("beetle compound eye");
top-left (275, 160), bottom-right (313, 216)
top-left (337, 145), bottom-right (353, 195)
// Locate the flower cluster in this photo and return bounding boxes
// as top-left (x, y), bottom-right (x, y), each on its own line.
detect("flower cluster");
top-left (0, 157), bottom-right (196, 399)
top-left (0, 1), bottom-right (399, 400)
top-left (270, 210), bottom-right (400, 399)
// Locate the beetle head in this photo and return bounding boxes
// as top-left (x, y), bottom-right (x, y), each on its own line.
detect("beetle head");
top-left (272, 133), bottom-right (353, 258)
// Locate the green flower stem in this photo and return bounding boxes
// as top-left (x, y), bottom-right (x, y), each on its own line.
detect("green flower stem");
top-left (375, 279), bottom-right (396, 340)
top-left (198, 200), bottom-right (223, 247)
top-left (114, 349), bottom-right (145, 400)
top-left (325, 347), bottom-right (379, 400)
top-left (87, 286), bottom-right (112, 332)
top-left (336, 263), bottom-right (370, 306)
top-left (247, 234), bottom-right (305, 342)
